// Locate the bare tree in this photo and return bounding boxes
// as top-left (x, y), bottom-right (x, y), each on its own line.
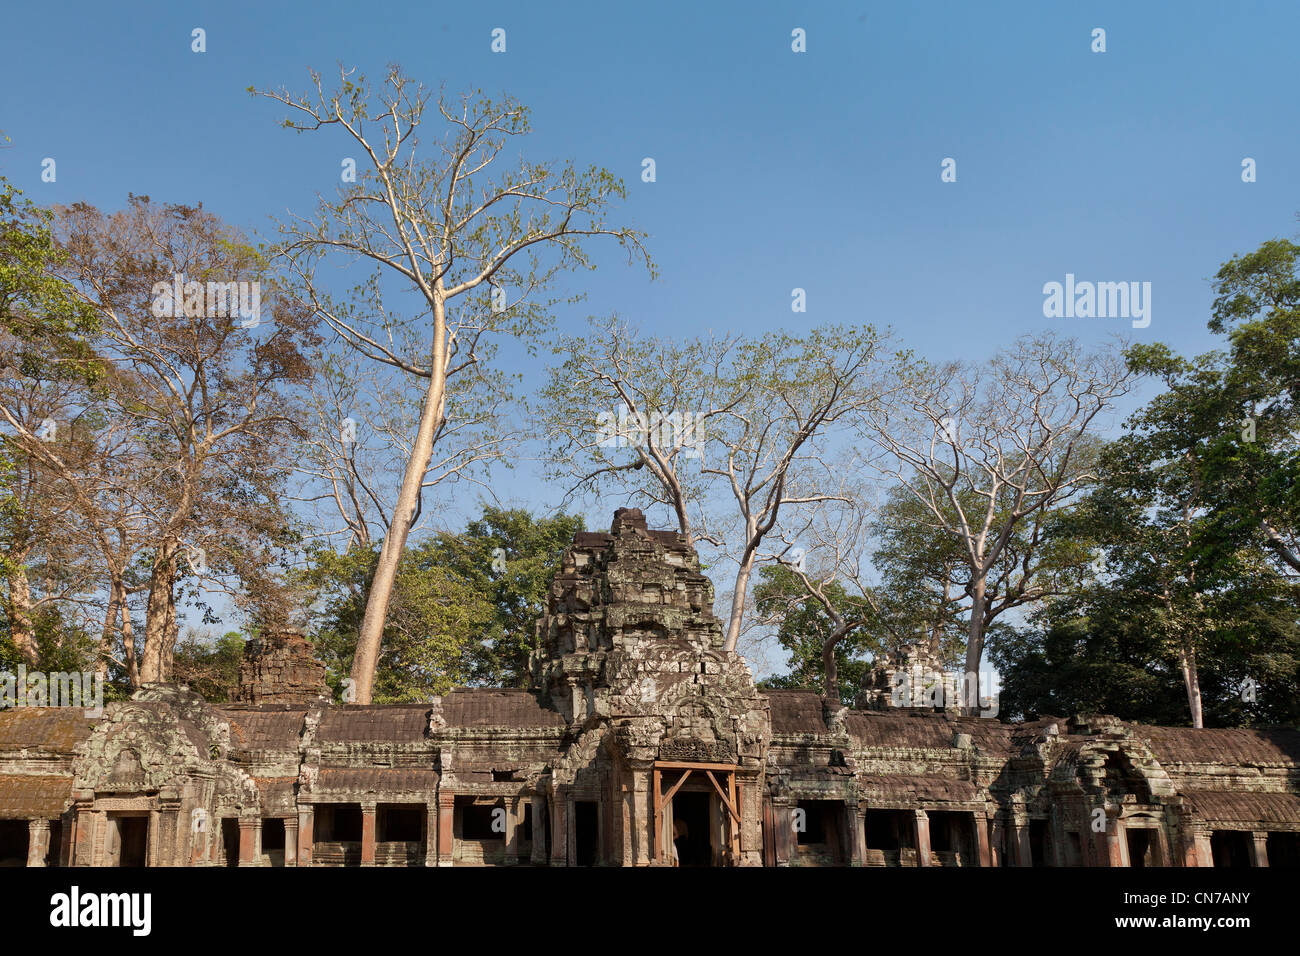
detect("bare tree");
top-left (538, 321), bottom-right (903, 654)
top-left (539, 315), bottom-right (743, 546)
top-left (254, 66), bottom-right (652, 703)
top-left (53, 197), bottom-right (318, 683)
top-left (857, 333), bottom-right (1132, 706)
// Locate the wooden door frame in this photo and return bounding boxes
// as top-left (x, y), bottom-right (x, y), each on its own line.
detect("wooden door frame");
top-left (652, 761), bottom-right (741, 864)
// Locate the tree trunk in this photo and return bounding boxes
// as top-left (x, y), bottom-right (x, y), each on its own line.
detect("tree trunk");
top-left (5, 565), bottom-right (38, 665)
top-left (822, 623), bottom-right (849, 704)
top-left (97, 578), bottom-right (121, 678)
top-left (121, 594), bottom-right (140, 690)
top-left (140, 547), bottom-right (179, 683)
top-left (349, 296), bottom-right (449, 704)
top-left (962, 574), bottom-right (988, 711)
top-left (1179, 641), bottom-right (1204, 729)
top-left (723, 550), bottom-right (756, 653)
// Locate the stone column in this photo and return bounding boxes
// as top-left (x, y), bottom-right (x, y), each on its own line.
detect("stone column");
top-left (437, 792), bottom-right (455, 866)
top-left (26, 820), bottom-right (50, 867)
top-left (424, 804), bottom-right (438, 867)
top-left (147, 810), bottom-right (160, 868)
top-left (238, 817), bottom-right (256, 866)
top-left (297, 807), bottom-right (314, 866)
top-left (530, 794), bottom-right (548, 865)
top-left (550, 792), bottom-right (568, 866)
top-left (915, 810), bottom-right (932, 867)
top-left (975, 812), bottom-right (992, 867)
top-left (360, 804), bottom-right (376, 866)
top-left (1098, 811), bottom-right (1126, 867)
top-left (1012, 815), bottom-right (1032, 866)
top-left (771, 801), bottom-right (793, 866)
top-left (284, 817), bottom-right (298, 866)
top-left (1191, 829), bottom-right (1212, 867)
top-left (504, 798), bottom-right (519, 865)
top-left (854, 808), bottom-right (868, 866)
top-left (1249, 831), bottom-right (1269, 867)
top-left (565, 794), bottom-right (577, 866)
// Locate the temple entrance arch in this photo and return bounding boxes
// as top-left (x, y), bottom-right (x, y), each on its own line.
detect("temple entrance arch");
top-left (652, 761), bottom-right (741, 866)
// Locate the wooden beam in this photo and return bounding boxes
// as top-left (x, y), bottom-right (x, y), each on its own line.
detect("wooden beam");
top-left (704, 771), bottom-right (740, 825)
top-left (653, 767), bottom-right (662, 863)
top-left (730, 777), bottom-right (742, 862)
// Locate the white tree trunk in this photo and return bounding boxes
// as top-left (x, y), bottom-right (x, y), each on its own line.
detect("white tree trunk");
top-left (349, 298), bottom-right (448, 704)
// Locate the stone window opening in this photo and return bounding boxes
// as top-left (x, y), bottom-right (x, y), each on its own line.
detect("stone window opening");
top-left (459, 798), bottom-right (504, 841)
top-left (315, 804), bottom-right (363, 842)
top-left (1266, 831), bottom-right (1300, 867)
top-left (221, 818), bottom-right (239, 867)
top-left (864, 810), bottom-right (914, 852)
top-left (261, 818), bottom-right (286, 867)
top-left (927, 810), bottom-right (975, 865)
top-left (376, 804), bottom-right (424, 843)
top-left (0, 820), bottom-right (28, 865)
top-left (1210, 830), bottom-right (1252, 868)
top-left (312, 804), bottom-right (363, 866)
top-left (1029, 819), bottom-right (1049, 866)
top-left (793, 800), bottom-right (844, 865)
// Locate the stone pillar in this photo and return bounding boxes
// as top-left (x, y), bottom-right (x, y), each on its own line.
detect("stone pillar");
top-left (238, 817), bottom-right (256, 866)
top-left (771, 801), bottom-right (793, 866)
top-left (1012, 816), bottom-right (1032, 866)
top-left (504, 798), bottom-right (519, 865)
top-left (915, 810), bottom-right (932, 867)
top-left (530, 794), bottom-right (548, 865)
top-left (975, 813), bottom-right (992, 867)
top-left (284, 818), bottom-right (298, 866)
top-left (27, 820), bottom-right (50, 867)
top-left (1101, 813), bottom-right (1126, 867)
top-left (550, 793), bottom-right (568, 866)
top-left (297, 807), bottom-right (314, 866)
top-left (424, 804), bottom-right (438, 867)
top-left (360, 804), bottom-right (376, 866)
top-left (1249, 831), bottom-right (1269, 867)
top-left (854, 808), bottom-right (868, 866)
top-left (565, 794), bottom-right (576, 866)
top-left (1190, 829), bottom-right (1212, 867)
top-left (437, 792), bottom-right (455, 866)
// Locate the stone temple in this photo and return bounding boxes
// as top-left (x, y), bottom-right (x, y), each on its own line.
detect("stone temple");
top-left (1, 509), bottom-right (1297, 867)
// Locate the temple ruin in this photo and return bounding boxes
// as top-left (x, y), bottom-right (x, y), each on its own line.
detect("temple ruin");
top-left (1, 508), bottom-right (1297, 866)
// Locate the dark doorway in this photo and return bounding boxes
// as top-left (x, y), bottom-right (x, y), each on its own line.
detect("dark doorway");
top-left (114, 816), bottom-right (148, 867)
top-left (672, 791), bottom-right (712, 867)
top-left (261, 818), bottom-right (285, 866)
top-left (864, 810), bottom-right (913, 852)
top-left (1126, 828), bottom-right (1151, 868)
top-left (376, 805), bottom-right (423, 843)
top-left (0, 820), bottom-right (27, 866)
top-left (1210, 830), bottom-right (1252, 868)
top-left (1267, 832), bottom-right (1300, 868)
top-left (574, 800), bottom-right (599, 866)
top-left (221, 818), bottom-right (239, 867)
top-left (1029, 819), bottom-right (1048, 866)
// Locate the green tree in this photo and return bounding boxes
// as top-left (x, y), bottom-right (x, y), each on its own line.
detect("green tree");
top-left (302, 506), bottom-right (583, 701)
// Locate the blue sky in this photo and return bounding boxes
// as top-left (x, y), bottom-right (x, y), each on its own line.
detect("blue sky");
top-left (3, 1), bottom-right (1298, 658)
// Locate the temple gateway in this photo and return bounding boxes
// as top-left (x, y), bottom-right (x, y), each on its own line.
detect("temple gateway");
top-left (1, 509), bottom-right (1297, 867)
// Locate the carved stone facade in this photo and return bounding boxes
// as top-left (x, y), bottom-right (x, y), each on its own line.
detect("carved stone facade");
top-left (0, 509), bottom-right (1297, 867)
